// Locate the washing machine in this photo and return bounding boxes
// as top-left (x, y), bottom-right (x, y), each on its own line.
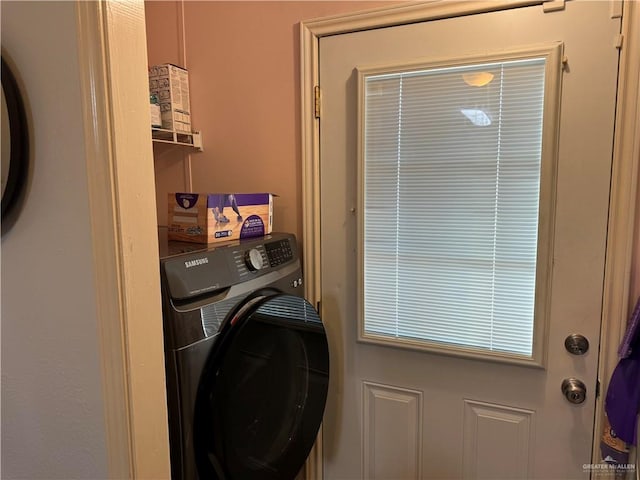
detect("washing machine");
top-left (159, 230), bottom-right (330, 480)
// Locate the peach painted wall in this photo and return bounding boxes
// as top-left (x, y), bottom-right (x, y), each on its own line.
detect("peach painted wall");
top-left (145, 1), bottom-right (393, 242)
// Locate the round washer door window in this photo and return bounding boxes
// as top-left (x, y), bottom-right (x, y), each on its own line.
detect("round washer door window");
top-left (193, 294), bottom-right (330, 480)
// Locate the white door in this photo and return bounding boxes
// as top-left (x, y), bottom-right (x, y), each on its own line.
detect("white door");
top-left (319, 2), bottom-right (621, 479)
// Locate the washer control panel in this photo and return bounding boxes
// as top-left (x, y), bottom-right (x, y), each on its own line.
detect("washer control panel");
top-left (265, 238), bottom-right (293, 267)
top-left (163, 233), bottom-right (300, 299)
top-left (230, 234), bottom-right (297, 278)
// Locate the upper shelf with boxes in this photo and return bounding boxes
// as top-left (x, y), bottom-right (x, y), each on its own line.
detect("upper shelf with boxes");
top-left (149, 63), bottom-right (203, 152)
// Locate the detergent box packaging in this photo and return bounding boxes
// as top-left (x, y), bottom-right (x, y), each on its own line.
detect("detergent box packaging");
top-left (167, 193), bottom-right (274, 243)
top-left (149, 64), bottom-right (191, 133)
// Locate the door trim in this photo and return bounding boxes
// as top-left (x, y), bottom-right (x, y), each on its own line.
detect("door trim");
top-left (300, 1), bottom-right (640, 478)
top-left (76, 2), bottom-right (171, 478)
top-left (595, 0), bottom-right (640, 465)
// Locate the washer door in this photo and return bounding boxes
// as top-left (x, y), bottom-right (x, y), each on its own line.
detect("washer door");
top-left (193, 293), bottom-right (329, 480)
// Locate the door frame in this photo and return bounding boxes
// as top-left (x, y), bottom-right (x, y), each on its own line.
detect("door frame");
top-left (300, 1), bottom-right (640, 478)
top-left (76, 2), bottom-right (171, 478)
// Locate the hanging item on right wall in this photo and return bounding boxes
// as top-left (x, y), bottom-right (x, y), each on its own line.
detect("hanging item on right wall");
top-left (600, 296), bottom-right (640, 473)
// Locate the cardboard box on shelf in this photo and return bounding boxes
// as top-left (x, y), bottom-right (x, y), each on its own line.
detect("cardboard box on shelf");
top-left (168, 193), bottom-right (274, 244)
top-left (149, 64), bottom-right (191, 133)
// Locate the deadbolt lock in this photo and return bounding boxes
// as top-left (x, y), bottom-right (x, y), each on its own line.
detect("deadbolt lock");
top-left (562, 378), bottom-right (587, 405)
top-left (564, 334), bottom-right (589, 355)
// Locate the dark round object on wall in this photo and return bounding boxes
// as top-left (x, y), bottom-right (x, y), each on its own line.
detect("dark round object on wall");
top-left (1, 55), bottom-right (29, 225)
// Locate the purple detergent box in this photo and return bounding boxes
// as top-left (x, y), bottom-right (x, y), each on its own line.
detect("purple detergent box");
top-left (168, 193), bottom-right (273, 243)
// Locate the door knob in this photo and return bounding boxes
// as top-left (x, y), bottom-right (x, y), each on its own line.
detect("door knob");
top-left (562, 378), bottom-right (587, 404)
top-left (564, 334), bottom-right (589, 355)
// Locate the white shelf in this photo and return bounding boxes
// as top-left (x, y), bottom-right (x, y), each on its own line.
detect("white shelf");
top-left (152, 128), bottom-right (203, 151)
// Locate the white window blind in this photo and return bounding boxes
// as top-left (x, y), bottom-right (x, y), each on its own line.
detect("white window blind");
top-left (361, 58), bottom-right (548, 358)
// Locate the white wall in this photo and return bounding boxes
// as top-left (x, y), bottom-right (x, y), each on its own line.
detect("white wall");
top-left (1, 2), bottom-right (108, 478)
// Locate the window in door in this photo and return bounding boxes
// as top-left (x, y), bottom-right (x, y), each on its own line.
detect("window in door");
top-left (358, 45), bottom-right (563, 365)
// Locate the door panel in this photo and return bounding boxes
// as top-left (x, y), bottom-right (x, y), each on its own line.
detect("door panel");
top-left (319, 3), bottom-right (620, 479)
top-left (363, 382), bottom-right (423, 479)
